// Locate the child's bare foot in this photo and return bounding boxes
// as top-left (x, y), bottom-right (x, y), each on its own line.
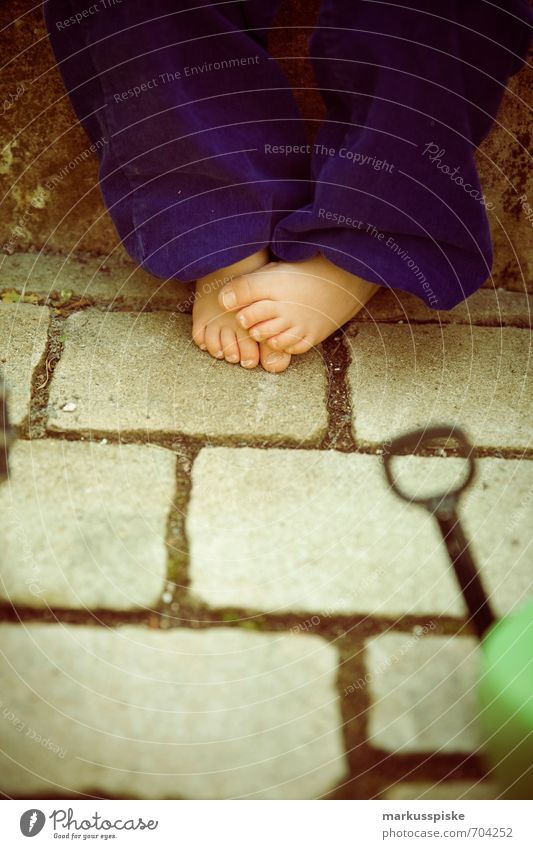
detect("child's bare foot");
top-left (192, 249), bottom-right (269, 368)
top-left (217, 255), bottom-right (380, 363)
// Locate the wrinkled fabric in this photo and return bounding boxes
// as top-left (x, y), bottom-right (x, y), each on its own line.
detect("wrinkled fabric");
top-left (44, 0), bottom-right (531, 308)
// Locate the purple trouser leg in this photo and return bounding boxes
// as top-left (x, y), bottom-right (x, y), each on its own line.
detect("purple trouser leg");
top-left (272, 0), bottom-right (532, 309)
top-left (44, 1), bottom-right (531, 307)
top-left (44, 0), bottom-right (307, 280)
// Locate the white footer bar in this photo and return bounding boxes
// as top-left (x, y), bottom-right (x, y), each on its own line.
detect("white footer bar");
top-left (2, 799), bottom-right (531, 848)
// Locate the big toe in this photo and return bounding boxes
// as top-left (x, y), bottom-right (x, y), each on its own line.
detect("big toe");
top-left (218, 262), bottom-right (279, 311)
top-left (259, 342), bottom-right (291, 374)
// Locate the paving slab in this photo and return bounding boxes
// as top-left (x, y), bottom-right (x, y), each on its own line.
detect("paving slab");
top-left (188, 448), bottom-right (532, 617)
top-left (47, 311), bottom-right (328, 442)
top-left (347, 325), bottom-right (532, 450)
top-left (0, 302), bottom-right (49, 425)
top-left (365, 633), bottom-right (481, 754)
top-left (0, 253), bottom-right (191, 311)
top-left (383, 781), bottom-right (498, 800)
top-left (0, 440), bottom-right (176, 610)
top-left (0, 624), bottom-right (346, 800)
top-left (352, 288), bottom-right (532, 328)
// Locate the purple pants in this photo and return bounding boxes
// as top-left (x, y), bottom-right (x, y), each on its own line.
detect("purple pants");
top-left (44, 0), bottom-right (531, 308)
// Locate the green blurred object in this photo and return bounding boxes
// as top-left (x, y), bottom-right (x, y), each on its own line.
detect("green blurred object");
top-left (383, 425), bottom-right (533, 800)
top-left (478, 598), bottom-right (533, 799)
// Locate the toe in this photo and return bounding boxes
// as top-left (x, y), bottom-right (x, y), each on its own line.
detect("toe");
top-left (218, 264), bottom-right (279, 311)
top-left (191, 322), bottom-right (207, 351)
top-left (236, 329), bottom-right (260, 369)
top-left (284, 337), bottom-right (314, 355)
top-left (267, 327), bottom-right (304, 352)
top-left (220, 326), bottom-right (240, 363)
top-left (236, 300), bottom-right (278, 330)
top-left (205, 323), bottom-right (224, 359)
top-left (259, 342), bottom-right (291, 374)
top-left (248, 316), bottom-right (291, 342)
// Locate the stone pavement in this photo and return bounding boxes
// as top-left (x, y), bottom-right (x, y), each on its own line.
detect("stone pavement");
top-left (0, 253), bottom-right (531, 800)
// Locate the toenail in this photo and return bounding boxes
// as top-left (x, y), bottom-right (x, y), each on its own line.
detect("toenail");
top-left (266, 353), bottom-right (284, 365)
top-left (241, 359), bottom-right (255, 368)
top-left (238, 314), bottom-right (248, 328)
top-left (227, 355), bottom-right (239, 362)
top-left (215, 350), bottom-right (224, 358)
top-left (199, 343), bottom-right (207, 350)
top-left (221, 289), bottom-right (236, 309)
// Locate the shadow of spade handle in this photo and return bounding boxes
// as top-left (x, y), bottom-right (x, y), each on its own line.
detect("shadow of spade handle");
top-left (0, 377), bottom-right (14, 483)
top-left (382, 424), bottom-right (496, 640)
